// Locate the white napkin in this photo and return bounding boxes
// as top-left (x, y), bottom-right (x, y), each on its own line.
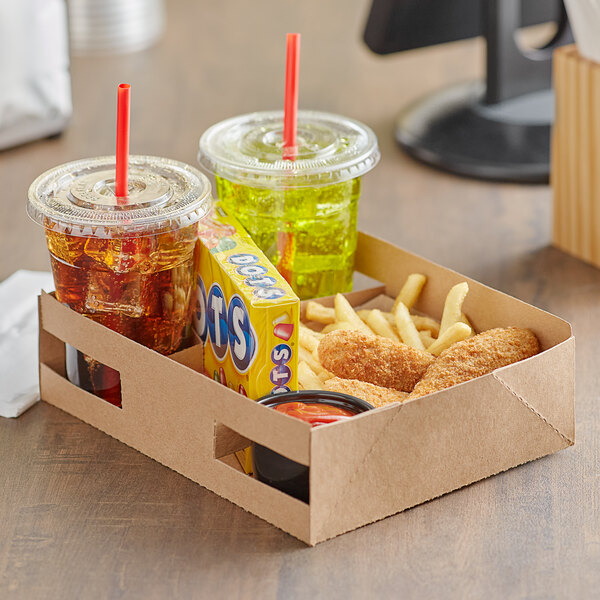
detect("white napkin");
top-left (0, 270), bottom-right (54, 418)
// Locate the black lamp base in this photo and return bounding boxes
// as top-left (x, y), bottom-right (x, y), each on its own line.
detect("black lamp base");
top-left (395, 81), bottom-right (553, 184)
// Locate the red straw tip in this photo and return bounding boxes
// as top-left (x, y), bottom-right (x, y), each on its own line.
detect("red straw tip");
top-left (283, 33), bottom-right (301, 161)
top-left (115, 83), bottom-right (131, 201)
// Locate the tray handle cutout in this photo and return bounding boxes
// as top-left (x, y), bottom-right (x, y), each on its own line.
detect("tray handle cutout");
top-left (214, 420), bottom-right (310, 504)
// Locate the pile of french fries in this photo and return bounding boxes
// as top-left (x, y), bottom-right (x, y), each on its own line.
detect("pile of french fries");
top-left (298, 274), bottom-right (474, 390)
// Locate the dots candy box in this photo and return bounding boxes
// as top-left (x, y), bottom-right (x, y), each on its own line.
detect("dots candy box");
top-left (193, 203), bottom-right (299, 399)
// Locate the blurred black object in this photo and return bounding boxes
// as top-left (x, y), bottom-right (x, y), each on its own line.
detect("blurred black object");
top-left (364, 0), bottom-right (572, 183)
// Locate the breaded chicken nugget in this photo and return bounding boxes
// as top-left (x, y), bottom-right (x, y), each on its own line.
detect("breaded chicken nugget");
top-left (409, 327), bottom-right (539, 399)
top-left (318, 330), bottom-right (435, 392)
top-left (324, 377), bottom-right (408, 408)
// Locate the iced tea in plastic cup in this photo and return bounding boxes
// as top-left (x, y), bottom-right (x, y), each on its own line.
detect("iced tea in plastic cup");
top-left (198, 111), bottom-right (379, 300)
top-left (27, 156), bottom-right (212, 405)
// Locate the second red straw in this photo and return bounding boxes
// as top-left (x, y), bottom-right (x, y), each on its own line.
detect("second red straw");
top-left (116, 83), bottom-right (131, 201)
top-left (283, 33), bottom-right (300, 160)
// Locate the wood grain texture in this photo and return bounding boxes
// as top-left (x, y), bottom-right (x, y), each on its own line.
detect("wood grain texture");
top-left (1, 0), bottom-right (599, 598)
top-left (553, 45), bottom-right (600, 267)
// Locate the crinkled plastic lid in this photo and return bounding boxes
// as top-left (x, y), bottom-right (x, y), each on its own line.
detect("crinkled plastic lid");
top-left (198, 110), bottom-right (380, 189)
top-left (27, 155), bottom-right (212, 238)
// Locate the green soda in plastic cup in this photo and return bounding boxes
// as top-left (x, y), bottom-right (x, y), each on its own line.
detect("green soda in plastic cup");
top-left (198, 111), bottom-right (379, 299)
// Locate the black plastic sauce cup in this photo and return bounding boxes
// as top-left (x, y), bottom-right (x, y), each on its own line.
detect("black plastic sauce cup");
top-left (252, 390), bottom-right (374, 503)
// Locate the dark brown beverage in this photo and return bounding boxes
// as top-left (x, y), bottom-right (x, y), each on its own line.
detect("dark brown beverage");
top-left (28, 156), bottom-right (212, 406)
top-left (47, 226), bottom-right (197, 405)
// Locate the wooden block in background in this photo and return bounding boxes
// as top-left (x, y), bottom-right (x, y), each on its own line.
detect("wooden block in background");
top-left (552, 45), bottom-right (600, 266)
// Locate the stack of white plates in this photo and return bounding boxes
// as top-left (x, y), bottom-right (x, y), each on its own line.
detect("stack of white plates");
top-left (68, 0), bottom-right (165, 55)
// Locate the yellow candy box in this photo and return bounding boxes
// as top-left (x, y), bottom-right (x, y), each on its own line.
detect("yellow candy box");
top-left (193, 203), bottom-right (299, 399)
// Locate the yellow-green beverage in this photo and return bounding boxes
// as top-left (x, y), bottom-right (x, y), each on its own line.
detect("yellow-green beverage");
top-left (198, 111), bottom-right (379, 300)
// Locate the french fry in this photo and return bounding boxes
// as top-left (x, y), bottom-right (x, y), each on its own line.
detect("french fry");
top-left (357, 308), bottom-right (395, 326)
top-left (321, 321), bottom-right (355, 334)
top-left (305, 301), bottom-right (335, 324)
top-left (439, 282), bottom-right (469, 336)
top-left (366, 309), bottom-right (400, 342)
top-left (317, 370), bottom-right (332, 384)
top-left (299, 324), bottom-right (319, 352)
top-left (411, 315), bottom-right (440, 336)
top-left (300, 322), bottom-right (323, 337)
top-left (419, 330), bottom-right (436, 349)
top-left (394, 302), bottom-right (425, 350)
top-left (360, 310), bottom-right (397, 328)
top-left (334, 294), bottom-right (375, 336)
top-left (382, 311), bottom-right (396, 326)
top-left (356, 309), bottom-right (372, 322)
top-left (298, 361), bottom-right (323, 390)
top-left (393, 273), bottom-right (427, 311)
top-left (299, 345), bottom-right (323, 374)
top-left (427, 322), bottom-right (471, 356)
top-left (459, 312), bottom-right (473, 330)
top-left (299, 345), bottom-right (332, 379)
top-left (368, 310), bottom-right (442, 337)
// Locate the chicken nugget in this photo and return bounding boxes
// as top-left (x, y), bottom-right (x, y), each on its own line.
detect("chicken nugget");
top-left (318, 330), bottom-right (435, 392)
top-left (409, 327), bottom-right (540, 399)
top-left (324, 377), bottom-right (408, 408)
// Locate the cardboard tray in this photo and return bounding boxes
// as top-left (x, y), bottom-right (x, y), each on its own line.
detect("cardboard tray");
top-left (37, 232), bottom-right (575, 546)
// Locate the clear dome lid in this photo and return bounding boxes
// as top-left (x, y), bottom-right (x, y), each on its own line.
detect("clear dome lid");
top-left (27, 155), bottom-right (212, 238)
top-left (197, 110), bottom-right (380, 189)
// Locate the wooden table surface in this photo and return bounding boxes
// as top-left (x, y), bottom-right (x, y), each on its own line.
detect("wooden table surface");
top-left (1, 1), bottom-right (599, 598)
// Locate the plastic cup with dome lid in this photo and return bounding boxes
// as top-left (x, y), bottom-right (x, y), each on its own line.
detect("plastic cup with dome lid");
top-left (197, 36), bottom-right (379, 300)
top-left (198, 110), bottom-right (379, 300)
top-left (27, 85), bottom-right (213, 405)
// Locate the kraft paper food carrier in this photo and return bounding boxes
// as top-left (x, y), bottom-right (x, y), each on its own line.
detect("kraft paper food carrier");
top-left (197, 110), bottom-right (380, 188)
top-left (36, 236), bottom-right (575, 546)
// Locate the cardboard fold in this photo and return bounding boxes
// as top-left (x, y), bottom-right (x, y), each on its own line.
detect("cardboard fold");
top-left (491, 338), bottom-right (575, 445)
top-left (309, 373), bottom-right (571, 544)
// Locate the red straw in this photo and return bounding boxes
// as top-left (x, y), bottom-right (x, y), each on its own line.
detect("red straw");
top-left (115, 83), bottom-right (131, 202)
top-left (283, 33), bottom-right (300, 161)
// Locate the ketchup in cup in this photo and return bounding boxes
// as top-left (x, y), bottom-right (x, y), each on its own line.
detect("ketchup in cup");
top-left (273, 400), bottom-right (355, 426)
top-left (253, 391), bottom-right (374, 502)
